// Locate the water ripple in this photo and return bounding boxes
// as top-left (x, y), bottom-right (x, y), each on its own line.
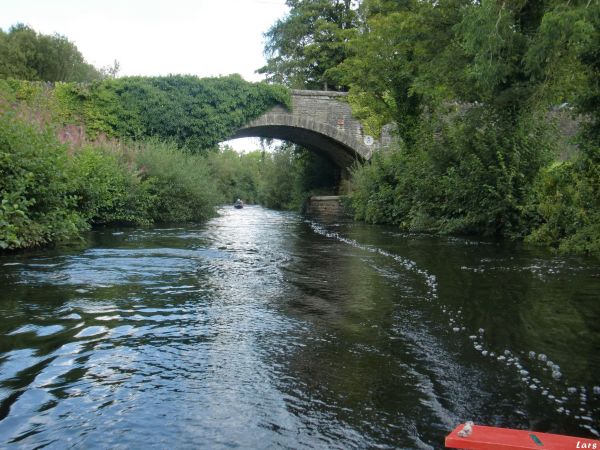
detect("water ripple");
top-left (0, 206), bottom-right (598, 448)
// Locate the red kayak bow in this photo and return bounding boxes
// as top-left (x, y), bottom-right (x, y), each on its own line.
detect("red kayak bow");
top-left (446, 422), bottom-right (599, 449)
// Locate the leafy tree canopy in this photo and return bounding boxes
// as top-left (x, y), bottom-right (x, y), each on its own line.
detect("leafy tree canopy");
top-left (328, 0), bottom-right (598, 135)
top-left (0, 24), bottom-right (103, 82)
top-left (258, 0), bottom-right (359, 90)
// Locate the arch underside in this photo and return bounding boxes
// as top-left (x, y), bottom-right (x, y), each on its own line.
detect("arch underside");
top-left (230, 124), bottom-right (367, 170)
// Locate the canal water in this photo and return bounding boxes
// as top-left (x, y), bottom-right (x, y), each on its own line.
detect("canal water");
top-left (0, 206), bottom-right (598, 449)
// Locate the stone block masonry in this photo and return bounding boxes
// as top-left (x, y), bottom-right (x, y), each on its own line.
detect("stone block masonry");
top-left (230, 90), bottom-right (394, 171)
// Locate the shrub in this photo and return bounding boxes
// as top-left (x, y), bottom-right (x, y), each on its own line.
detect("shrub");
top-left (526, 155), bottom-right (600, 255)
top-left (70, 144), bottom-right (155, 226)
top-left (351, 107), bottom-right (555, 237)
top-left (0, 111), bottom-right (86, 249)
top-left (206, 148), bottom-right (262, 204)
top-left (135, 140), bottom-right (219, 222)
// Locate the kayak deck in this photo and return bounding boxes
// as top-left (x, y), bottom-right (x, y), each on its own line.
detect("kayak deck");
top-left (446, 423), bottom-right (599, 449)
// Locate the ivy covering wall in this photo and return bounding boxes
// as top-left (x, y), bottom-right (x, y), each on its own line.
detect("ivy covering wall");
top-left (1, 75), bottom-right (290, 151)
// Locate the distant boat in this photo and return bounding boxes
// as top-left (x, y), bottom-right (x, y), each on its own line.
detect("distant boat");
top-left (446, 422), bottom-right (600, 449)
top-left (234, 199), bottom-right (244, 209)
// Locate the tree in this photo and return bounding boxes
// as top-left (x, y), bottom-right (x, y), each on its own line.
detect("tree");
top-left (332, 0), bottom-right (468, 140)
top-left (258, 0), bottom-right (359, 90)
top-left (0, 24), bottom-right (102, 82)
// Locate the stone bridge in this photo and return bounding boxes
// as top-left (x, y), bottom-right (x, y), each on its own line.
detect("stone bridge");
top-left (229, 90), bottom-right (394, 169)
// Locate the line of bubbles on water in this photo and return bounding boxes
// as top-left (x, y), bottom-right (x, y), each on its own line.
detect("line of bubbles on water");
top-left (307, 220), bottom-right (600, 437)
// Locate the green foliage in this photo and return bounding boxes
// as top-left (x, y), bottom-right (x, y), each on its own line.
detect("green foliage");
top-left (350, 148), bottom-right (409, 225)
top-left (0, 109), bottom-right (229, 250)
top-left (256, 145), bottom-right (300, 210)
top-left (0, 76), bottom-right (291, 152)
top-left (100, 75), bottom-right (290, 150)
top-left (333, 0), bottom-right (598, 132)
top-left (309, 0), bottom-right (600, 255)
top-left (525, 4), bottom-right (596, 106)
top-left (258, 0), bottom-right (358, 90)
top-left (0, 79), bottom-right (85, 128)
top-left (426, 109), bottom-right (554, 237)
top-left (352, 107), bottom-right (554, 237)
top-left (70, 139), bottom-right (222, 227)
top-left (454, 1), bottom-right (534, 110)
top-left (205, 143), bottom-right (339, 211)
top-left (257, 144), bottom-right (340, 210)
top-left (135, 140), bottom-right (219, 223)
top-left (69, 145), bottom-right (155, 226)
top-left (0, 72), bottom-right (294, 250)
top-left (0, 24), bottom-right (102, 82)
top-left (0, 111), bottom-right (87, 250)
top-left (333, 0), bottom-right (467, 139)
top-left (526, 151), bottom-right (600, 255)
top-left (206, 147), bottom-right (263, 204)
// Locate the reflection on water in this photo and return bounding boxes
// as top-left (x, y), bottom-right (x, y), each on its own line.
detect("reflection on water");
top-left (0, 206), bottom-right (599, 448)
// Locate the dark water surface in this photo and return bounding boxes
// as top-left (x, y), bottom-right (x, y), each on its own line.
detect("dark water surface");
top-left (1, 206), bottom-right (599, 449)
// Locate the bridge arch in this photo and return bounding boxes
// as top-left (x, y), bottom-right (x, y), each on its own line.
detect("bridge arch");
top-left (228, 90), bottom-right (392, 170)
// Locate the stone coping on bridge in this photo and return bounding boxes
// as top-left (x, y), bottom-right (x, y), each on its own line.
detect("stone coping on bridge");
top-left (291, 89), bottom-right (348, 98)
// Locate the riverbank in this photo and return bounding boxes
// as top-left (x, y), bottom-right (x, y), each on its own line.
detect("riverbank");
top-left (0, 110), bottom-right (220, 250)
top-left (348, 107), bottom-right (600, 257)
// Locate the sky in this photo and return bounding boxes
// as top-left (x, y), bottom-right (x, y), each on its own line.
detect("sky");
top-left (0, 0), bottom-right (289, 151)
